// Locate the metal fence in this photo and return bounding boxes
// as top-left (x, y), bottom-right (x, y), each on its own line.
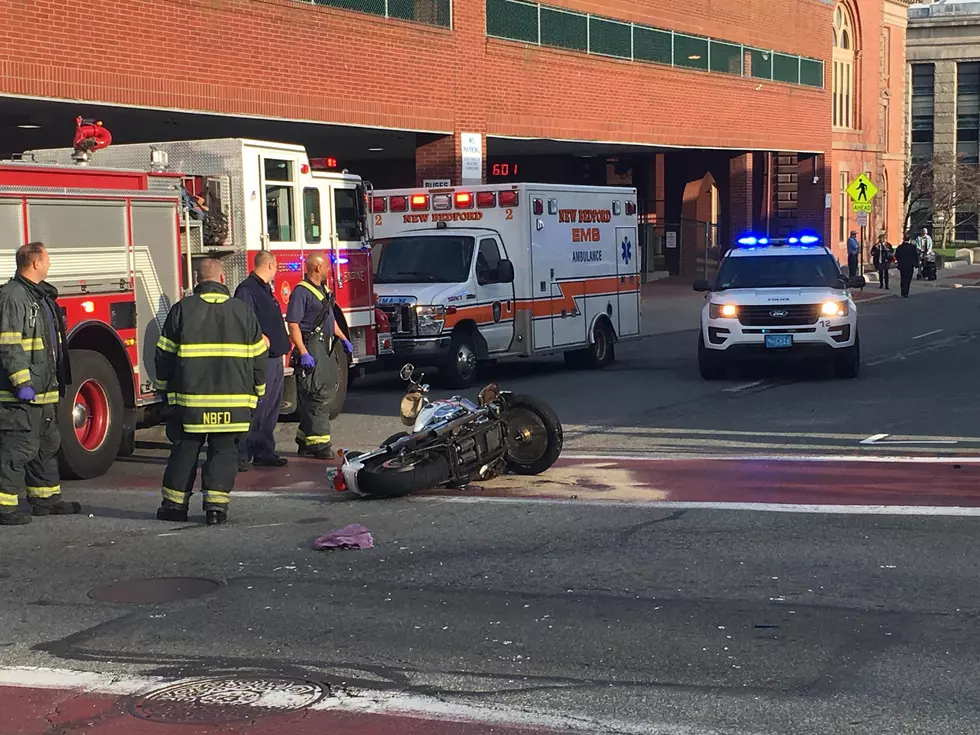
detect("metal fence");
top-left (641, 221), bottom-right (721, 282)
top-left (304, 0), bottom-right (452, 28)
top-left (486, 0), bottom-right (823, 88)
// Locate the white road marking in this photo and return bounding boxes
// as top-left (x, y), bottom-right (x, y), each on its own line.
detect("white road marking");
top-left (913, 328), bottom-right (943, 340)
top-left (428, 496), bottom-right (980, 517)
top-left (723, 380), bottom-right (764, 393)
top-left (558, 452), bottom-right (980, 463)
top-left (859, 433), bottom-right (958, 446)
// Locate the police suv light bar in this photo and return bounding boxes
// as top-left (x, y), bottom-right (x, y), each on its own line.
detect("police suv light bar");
top-left (736, 234), bottom-right (820, 246)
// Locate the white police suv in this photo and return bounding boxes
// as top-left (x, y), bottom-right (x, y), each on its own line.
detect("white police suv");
top-left (694, 234), bottom-right (865, 380)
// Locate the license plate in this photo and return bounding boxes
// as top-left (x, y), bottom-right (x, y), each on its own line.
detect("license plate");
top-left (765, 334), bottom-right (793, 349)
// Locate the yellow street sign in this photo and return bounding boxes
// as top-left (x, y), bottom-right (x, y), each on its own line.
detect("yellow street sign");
top-left (846, 173), bottom-right (878, 204)
top-left (852, 201), bottom-right (872, 213)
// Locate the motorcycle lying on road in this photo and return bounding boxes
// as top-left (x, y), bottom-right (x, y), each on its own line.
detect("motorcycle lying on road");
top-left (334, 363), bottom-right (563, 498)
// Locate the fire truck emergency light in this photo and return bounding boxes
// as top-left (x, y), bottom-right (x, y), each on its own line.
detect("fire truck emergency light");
top-left (410, 194), bottom-right (429, 211)
top-left (454, 192), bottom-right (473, 209)
top-left (476, 191), bottom-right (496, 208)
top-left (309, 157), bottom-right (338, 170)
top-left (389, 196), bottom-right (408, 212)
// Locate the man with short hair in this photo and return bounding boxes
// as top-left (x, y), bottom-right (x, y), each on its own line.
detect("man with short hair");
top-left (846, 230), bottom-right (860, 278)
top-left (0, 242), bottom-right (79, 525)
top-left (286, 252), bottom-right (353, 460)
top-left (234, 250), bottom-right (290, 470)
top-left (155, 258), bottom-right (266, 526)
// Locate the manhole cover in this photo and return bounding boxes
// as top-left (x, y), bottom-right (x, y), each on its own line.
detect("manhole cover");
top-left (130, 676), bottom-right (327, 724)
top-left (88, 577), bottom-right (221, 604)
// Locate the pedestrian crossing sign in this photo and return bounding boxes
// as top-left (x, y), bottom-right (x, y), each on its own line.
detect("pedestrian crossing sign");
top-left (846, 173), bottom-right (878, 205)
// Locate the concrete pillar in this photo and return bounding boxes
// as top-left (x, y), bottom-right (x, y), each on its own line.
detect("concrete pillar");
top-left (729, 153), bottom-right (754, 240)
top-left (934, 59), bottom-right (957, 162)
top-left (415, 132), bottom-right (487, 187)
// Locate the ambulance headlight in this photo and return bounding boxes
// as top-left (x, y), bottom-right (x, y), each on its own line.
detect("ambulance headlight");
top-left (415, 305), bottom-right (446, 335)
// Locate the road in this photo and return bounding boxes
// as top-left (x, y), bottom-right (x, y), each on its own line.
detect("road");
top-left (4, 284), bottom-right (980, 734)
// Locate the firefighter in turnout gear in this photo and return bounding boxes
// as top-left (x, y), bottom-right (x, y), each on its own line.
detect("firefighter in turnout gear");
top-left (154, 258), bottom-right (267, 526)
top-left (286, 252), bottom-right (353, 460)
top-left (0, 242), bottom-right (80, 526)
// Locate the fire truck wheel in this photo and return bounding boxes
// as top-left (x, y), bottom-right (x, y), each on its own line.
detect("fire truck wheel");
top-left (57, 349), bottom-right (125, 480)
top-left (328, 340), bottom-right (349, 420)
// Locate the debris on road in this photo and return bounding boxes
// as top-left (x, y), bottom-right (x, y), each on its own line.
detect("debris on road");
top-left (313, 524), bottom-right (374, 551)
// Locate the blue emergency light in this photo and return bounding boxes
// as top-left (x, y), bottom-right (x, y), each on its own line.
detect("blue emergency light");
top-left (736, 233), bottom-right (821, 247)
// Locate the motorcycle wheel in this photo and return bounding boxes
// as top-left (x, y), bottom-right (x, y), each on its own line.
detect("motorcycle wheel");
top-left (501, 394), bottom-right (564, 476)
top-left (356, 451), bottom-right (450, 498)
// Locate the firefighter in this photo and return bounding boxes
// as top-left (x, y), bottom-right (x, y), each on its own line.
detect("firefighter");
top-left (0, 242), bottom-right (80, 526)
top-left (286, 252), bottom-right (353, 460)
top-left (154, 258), bottom-right (267, 526)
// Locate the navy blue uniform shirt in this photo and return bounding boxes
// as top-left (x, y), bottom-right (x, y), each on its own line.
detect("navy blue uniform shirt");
top-left (234, 272), bottom-right (291, 358)
top-left (285, 277), bottom-right (334, 336)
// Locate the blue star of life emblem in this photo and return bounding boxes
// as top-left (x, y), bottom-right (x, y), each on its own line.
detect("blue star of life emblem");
top-left (621, 237), bottom-right (632, 265)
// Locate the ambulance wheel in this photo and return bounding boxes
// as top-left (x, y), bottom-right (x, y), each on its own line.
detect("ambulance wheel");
top-left (57, 349), bottom-right (125, 480)
top-left (328, 341), bottom-right (349, 420)
top-left (698, 333), bottom-right (727, 381)
top-left (565, 319), bottom-right (614, 370)
top-left (439, 332), bottom-right (478, 389)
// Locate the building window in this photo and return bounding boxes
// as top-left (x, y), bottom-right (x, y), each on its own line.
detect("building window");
top-left (879, 167), bottom-right (888, 237)
top-left (911, 63), bottom-right (935, 162)
top-left (312, 0), bottom-right (451, 28)
top-left (956, 206), bottom-right (978, 242)
top-left (832, 3), bottom-right (856, 129)
top-left (839, 171), bottom-right (848, 243)
top-left (880, 99), bottom-right (890, 150)
top-left (957, 62), bottom-right (980, 164)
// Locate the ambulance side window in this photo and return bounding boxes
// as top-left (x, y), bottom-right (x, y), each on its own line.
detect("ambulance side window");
top-left (477, 238), bottom-right (502, 285)
top-left (264, 158), bottom-right (295, 242)
top-left (303, 188), bottom-right (322, 244)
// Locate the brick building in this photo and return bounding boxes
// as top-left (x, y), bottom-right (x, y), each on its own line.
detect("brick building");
top-left (0, 0), bottom-right (891, 274)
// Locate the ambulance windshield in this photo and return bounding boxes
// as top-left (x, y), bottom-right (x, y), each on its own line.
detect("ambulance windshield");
top-left (373, 235), bottom-right (476, 284)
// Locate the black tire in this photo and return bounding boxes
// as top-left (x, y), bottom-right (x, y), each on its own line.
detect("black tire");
top-left (834, 333), bottom-right (860, 379)
top-left (698, 332), bottom-right (727, 380)
top-left (327, 340), bottom-right (349, 420)
top-left (57, 349), bottom-right (125, 480)
top-left (439, 331), bottom-right (479, 389)
top-left (565, 319), bottom-right (614, 370)
top-left (501, 393), bottom-right (564, 475)
top-left (356, 451), bottom-right (450, 498)
top-left (381, 431), bottom-right (409, 446)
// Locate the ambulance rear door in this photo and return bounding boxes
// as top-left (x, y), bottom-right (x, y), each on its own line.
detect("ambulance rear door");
top-left (615, 221), bottom-right (640, 337)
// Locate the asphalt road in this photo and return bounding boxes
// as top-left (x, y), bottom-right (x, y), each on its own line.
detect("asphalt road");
top-left (4, 284), bottom-right (980, 734)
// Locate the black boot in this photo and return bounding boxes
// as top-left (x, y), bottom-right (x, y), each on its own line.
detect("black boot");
top-left (156, 506), bottom-right (189, 522)
top-left (205, 510), bottom-right (227, 526)
top-left (32, 500), bottom-right (81, 517)
top-left (0, 511), bottom-right (31, 526)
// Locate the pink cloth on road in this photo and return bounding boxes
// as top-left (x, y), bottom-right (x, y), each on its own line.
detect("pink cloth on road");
top-left (313, 524), bottom-right (374, 550)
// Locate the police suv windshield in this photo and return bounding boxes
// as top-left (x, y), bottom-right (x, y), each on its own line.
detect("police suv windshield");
top-left (715, 254), bottom-right (843, 290)
top-left (373, 235), bottom-right (475, 284)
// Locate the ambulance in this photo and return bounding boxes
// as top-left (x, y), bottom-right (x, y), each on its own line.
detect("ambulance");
top-left (369, 183), bottom-right (641, 387)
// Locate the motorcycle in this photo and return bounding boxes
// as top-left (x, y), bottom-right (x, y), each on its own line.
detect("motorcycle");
top-left (334, 363), bottom-right (563, 498)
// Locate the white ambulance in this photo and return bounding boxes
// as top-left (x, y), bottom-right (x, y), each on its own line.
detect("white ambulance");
top-left (369, 183), bottom-right (641, 387)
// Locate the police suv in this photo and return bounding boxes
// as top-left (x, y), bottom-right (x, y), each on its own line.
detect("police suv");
top-left (694, 234), bottom-right (866, 380)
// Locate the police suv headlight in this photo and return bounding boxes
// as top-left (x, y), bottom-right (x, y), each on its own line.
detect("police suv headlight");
top-left (820, 301), bottom-right (848, 317)
top-left (415, 305), bottom-right (446, 335)
top-left (709, 303), bottom-right (738, 319)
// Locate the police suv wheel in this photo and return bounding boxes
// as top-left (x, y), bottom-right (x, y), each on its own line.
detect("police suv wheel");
top-left (833, 333), bottom-right (860, 379)
top-left (57, 349), bottom-right (125, 480)
top-left (698, 332), bottom-right (727, 381)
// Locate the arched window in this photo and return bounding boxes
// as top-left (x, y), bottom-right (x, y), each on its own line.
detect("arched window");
top-left (833, 4), bottom-right (856, 129)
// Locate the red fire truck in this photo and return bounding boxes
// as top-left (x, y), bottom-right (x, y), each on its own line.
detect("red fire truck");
top-left (1, 136), bottom-right (390, 480)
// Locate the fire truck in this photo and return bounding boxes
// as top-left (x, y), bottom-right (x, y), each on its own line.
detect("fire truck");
top-left (1, 135), bottom-right (389, 480)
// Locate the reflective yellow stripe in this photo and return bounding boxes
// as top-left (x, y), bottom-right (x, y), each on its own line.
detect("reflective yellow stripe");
top-left (0, 390), bottom-right (58, 404)
top-left (203, 490), bottom-right (230, 504)
top-left (176, 343), bottom-right (267, 359)
top-left (156, 336), bottom-right (178, 353)
top-left (9, 369), bottom-right (30, 385)
top-left (0, 331), bottom-right (21, 345)
top-left (297, 280), bottom-right (328, 301)
top-left (255, 383), bottom-right (266, 398)
top-left (304, 434), bottom-right (331, 445)
top-left (156, 379), bottom-right (168, 389)
top-left (25, 485), bottom-right (60, 499)
top-left (21, 338), bottom-right (43, 351)
top-left (0, 492), bottom-right (18, 506)
top-left (161, 487), bottom-right (189, 504)
top-left (184, 422), bottom-right (251, 433)
top-left (199, 293), bottom-right (230, 304)
top-left (171, 393), bottom-right (258, 409)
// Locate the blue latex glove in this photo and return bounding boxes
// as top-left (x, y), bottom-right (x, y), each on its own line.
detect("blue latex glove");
top-left (299, 352), bottom-right (316, 370)
top-left (16, 385), bottom-right (35, 402)
top-left (341, 338), bottom-right (354, 355)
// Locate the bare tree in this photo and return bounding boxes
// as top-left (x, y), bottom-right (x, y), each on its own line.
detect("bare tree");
top-left (904, 155), bottom-right (980, 246)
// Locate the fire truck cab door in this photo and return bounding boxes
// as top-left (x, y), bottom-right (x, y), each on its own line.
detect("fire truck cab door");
top-left (258, 154), bottom-right (302, 249)
top-left (474, 235), bottom-right (515, 353)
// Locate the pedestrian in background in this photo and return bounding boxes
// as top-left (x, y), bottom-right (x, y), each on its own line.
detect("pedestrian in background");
top-left (894, 237), bottom-right (918, 299)
top-left (846, 230), bottom-right (860, 278)
top-left (155, 258), bottom-right (267, 526)
top-left (234, 251), bottom-right (290, 471)
top-left (871, 234), bottom-right (894, 291)
top-left (286, 252), bottom-right (353, 460)
top-left (915, 227), bottom-right (934, 256)
top-left (0, 242), bottom-right (80, 525)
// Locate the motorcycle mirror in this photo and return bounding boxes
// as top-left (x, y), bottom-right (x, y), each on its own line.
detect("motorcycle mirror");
top-left (399, 363), bottom-right (415, 381)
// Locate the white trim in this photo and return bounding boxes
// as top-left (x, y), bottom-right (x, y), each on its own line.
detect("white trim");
top-left (557, 452), bottom-right (980, 463)
top-left (486, 133), bottom-right (824, 155)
